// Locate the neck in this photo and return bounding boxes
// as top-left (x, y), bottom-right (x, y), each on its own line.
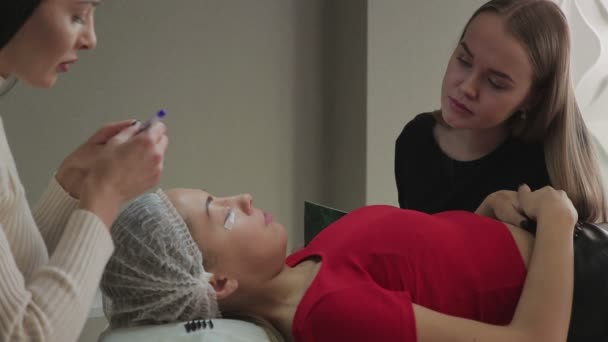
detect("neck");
top-left (223, 259), bottom-right (321, 341)
top-left (434, 123), bottom-right (510, 161)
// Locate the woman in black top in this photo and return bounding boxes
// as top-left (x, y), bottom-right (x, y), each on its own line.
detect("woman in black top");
top-left (394, 0), bottom-right (607, 224)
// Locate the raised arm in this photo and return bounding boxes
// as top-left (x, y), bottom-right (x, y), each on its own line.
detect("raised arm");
top-left (34, 121), bottom-right (135, 255)
top-left (34, 177), bottom-right (80, 256)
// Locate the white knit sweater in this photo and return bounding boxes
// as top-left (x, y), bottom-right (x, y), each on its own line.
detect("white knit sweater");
top-left (0, 116), bottom-right (114, 341)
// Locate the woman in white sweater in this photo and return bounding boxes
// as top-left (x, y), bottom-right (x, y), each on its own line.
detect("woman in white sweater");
top-left (0, 1), bottom-right (169, 341)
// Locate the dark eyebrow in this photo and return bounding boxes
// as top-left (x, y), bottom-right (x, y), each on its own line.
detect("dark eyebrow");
top-left (460, 41), bottom-right (474, 58)
top-left (205, 195), bottom-right (213, 218)
top-left (460, 42), bottom-right (515, 84)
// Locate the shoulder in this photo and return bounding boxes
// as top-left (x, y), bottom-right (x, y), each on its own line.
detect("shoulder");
top-left (400, 112), bottom-right (436, 133)
top-left (396, 112), bottom-right (436, 146)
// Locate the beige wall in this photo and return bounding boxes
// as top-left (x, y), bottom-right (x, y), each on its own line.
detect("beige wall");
top-left (322, 0), bottom-right (367, 211)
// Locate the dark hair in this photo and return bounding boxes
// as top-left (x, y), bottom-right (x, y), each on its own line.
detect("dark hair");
top-left (0, 1), bottom-right (41, 49)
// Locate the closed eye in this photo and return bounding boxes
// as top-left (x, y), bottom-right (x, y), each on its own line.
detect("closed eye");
top-left (488, 77), bottom-right (506, 89)
top-left (457, 57), bottom-right (472, 67)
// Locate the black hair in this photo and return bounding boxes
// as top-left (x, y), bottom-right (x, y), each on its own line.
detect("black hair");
top-left (0, 1), bottom-right (41, 49)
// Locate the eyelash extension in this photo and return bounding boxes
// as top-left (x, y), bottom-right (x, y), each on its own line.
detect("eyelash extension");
top-left (184, 319), bottom-right (214, 333)
top-left (224, 209), bottom-right (236, 229)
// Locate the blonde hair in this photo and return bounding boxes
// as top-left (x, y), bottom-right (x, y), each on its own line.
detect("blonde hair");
top-left (222, 312), bottom-right (286, 342)
top-left (440, 0), bottom-right (607, 222)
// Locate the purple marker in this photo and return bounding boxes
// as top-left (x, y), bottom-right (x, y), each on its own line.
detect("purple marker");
top-left (137, 109), bottom-right (167, 133)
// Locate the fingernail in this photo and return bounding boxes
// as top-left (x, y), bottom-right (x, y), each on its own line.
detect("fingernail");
top-left (131, 120), bottom-right (139, 126)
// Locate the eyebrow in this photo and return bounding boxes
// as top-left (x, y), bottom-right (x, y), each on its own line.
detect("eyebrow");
top-left (77, 0), bottom-right (101, 6)
top-left (205, 195), bottom-right (213, 218)
top-left (460, 42), bottom-right (515, 83)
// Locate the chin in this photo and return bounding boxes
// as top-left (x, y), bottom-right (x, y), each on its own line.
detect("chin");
top-left (22, 73), bottom-right (57, 88)
top-left (441, 112), bottom-right (470, 130)
top-left (35, 77), bottom-right (58, 88)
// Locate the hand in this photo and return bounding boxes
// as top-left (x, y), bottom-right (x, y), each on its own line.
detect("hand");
top-left (477, 190), bottom-right (529, 227)
top-left (517, 184), bottom-right (578, 230)
top-left (56, 120), bottom-right (136, 199)
top-left (79, 121), bottom-right (169, 228)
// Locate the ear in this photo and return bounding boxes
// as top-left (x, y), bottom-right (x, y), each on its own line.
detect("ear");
top-left (209, 273), bottom-right (239, 300)
top-left (521, 89), bottom-right (542, 114)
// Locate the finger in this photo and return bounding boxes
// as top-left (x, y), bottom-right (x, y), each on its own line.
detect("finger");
top-left (517, 184), bottom-right (531, 198)
top-left (155, 135), bottom-right (169, 158)
top-left (505, 203), bottom-right (529, 227)
top-left (500, 191), bottom-right (523, 212)
top-left (517, 184), bottom-right (534, 216)
top-left (109, 121), bottom-right (142, 144)
top-left (511, 196), bottom-right (525, 214)
top-left (144, 121), bottom-right (167, 140)
top-left (159, 134), bottom-right (169, 152)
top-left (90, 120), bottom-right (137, 144)
top-left (494, 194), bottom-right (527, 226)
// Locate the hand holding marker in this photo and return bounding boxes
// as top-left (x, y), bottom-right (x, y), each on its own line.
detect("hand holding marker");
top-left (137, 109), bottom-right (167, 134)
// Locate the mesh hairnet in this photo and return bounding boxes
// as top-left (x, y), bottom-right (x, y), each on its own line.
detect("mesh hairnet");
top-left (100, 189), bottom-right (220, 328)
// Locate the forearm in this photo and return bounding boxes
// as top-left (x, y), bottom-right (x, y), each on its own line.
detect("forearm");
top-left (509, 215), bottom-right (574, 341)
top-left (78, 176), bottom-right (122, 229)
top-left (33, 177), bottom-right (80, 255)
top-left (0, 212), bottom-right (113, 342)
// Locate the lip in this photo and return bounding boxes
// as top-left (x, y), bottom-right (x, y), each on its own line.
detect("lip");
top-left (448, 96), bottom-right (473, 115)
top-left (57, 59), bottom-right (77, 73)
top-left (264, 212), bottom-right (273, 225)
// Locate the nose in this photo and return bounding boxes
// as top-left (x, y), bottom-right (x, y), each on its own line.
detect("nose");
top-left (77, 21), bottom-right (97, 50)
top-left (238, 193), bottom-right (254, 215)
top-left (460, 73), bottom-right (479, 100)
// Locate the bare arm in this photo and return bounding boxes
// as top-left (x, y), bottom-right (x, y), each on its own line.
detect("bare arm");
top-left (418, 186), bottom-right (576, 342)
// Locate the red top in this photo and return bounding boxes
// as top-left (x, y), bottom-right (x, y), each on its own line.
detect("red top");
top-left (287, 205), bottom-right (527, 342)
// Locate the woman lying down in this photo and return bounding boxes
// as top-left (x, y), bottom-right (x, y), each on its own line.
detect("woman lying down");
top-left (100, 184), bottom-right (606, 342)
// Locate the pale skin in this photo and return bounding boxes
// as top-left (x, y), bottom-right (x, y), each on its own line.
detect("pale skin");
top-left (436, 12), bottom-right (535, 161)
top-left (0, 0), bottom-right (168, 228)
top-left (166, 185), bottom-right (577, 342)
